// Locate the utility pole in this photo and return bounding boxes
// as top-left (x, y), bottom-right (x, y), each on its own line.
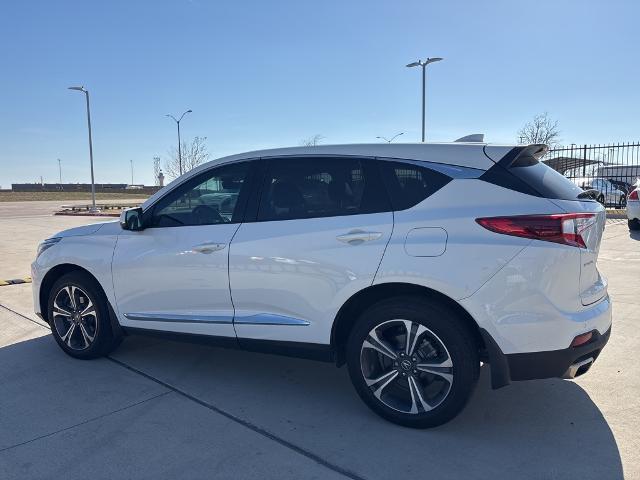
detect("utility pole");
top-left (153, 156), bottom-right (161, 186)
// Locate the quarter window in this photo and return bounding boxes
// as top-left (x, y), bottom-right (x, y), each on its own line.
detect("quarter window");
top-left (379, 161), bottom-right (451, 210)
top-left (151, 162), bottom-right (250, 227)
top-left (257, 157), bottom-right (389, 221)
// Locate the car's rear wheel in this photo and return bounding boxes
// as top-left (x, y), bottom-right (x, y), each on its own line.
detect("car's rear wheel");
top-left (48, 271), bottom-right (120, 359)
top-left (346, 296), bottom-right (479, 428)
top-left (597, 194), bottom-right (605, 205)
top-left (619, 196), bottom-right (627, 208)
top-left (629, 219), bottom-right (640, 231)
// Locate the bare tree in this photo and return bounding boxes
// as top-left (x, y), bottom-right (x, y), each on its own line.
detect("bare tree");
top-left (164, 136), bottom-right (211, 180)
top-left (300, 134), bottom-right (325, 147)
top-left (517, 112), bottom-right (561, 147)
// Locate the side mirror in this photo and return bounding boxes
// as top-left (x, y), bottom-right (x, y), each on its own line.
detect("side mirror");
top-left (120, 207), bottom-right (145, 231)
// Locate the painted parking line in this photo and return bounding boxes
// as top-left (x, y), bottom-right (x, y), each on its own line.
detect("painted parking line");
top-left (0, 277), bottom-right (32, 286)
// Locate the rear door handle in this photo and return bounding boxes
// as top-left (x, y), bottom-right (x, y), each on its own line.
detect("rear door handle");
top-left (336, 230), bottom-right (383, 245)
top-left (192, 242), bottom-right (226, 254)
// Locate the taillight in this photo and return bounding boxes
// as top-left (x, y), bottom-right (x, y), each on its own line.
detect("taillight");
top-left (629, 190), bottom-right (639, 200)
top-left (476, 213), bottom-right (597, 248)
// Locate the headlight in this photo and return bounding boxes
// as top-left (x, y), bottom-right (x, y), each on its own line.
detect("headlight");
top-left (37, 237), bottom-right (62, 258)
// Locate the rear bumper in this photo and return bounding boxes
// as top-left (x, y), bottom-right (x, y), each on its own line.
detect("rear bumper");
top-left (627, 200), bottom-right (640, 221)
top-left (506, 326), bottom-right (610, 381)
top-left (481, 326), bottom-right (611, 388)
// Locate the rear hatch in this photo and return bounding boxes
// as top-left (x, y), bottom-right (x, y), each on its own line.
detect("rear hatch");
top-left (484, 144), bottom-right (607, 306)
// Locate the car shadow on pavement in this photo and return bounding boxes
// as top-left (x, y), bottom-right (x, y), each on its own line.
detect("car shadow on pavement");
top-left (0, 334), bottom-right (624, 480)
top-left (112, 335), bottom-right (623, 480)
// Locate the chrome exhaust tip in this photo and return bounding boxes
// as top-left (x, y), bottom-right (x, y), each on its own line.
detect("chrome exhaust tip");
top-left (563, 357), bottom-right (594, 379)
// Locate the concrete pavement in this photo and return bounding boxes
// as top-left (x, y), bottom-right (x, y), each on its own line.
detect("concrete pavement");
top-left (0, 201), bottom-right (637, 479)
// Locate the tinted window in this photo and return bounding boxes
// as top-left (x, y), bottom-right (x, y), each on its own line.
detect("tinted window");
top-left (257, 157), bottom-right (389, 221)
top-left (379, 161), bottom-right (451, 211)
top-left (484, 147), bottom-right (587, 201)
top-left (151, 162), bottom-right (250, 227)
top-left (509, 161), bottom-right (585, 200)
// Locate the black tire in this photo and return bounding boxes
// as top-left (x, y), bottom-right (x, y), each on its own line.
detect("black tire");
top-left (629, 219), bottom-right (640, 231)
top-left (597, 194), bottom-right (605, 206)
top-left (47, 271), bottom-right (120, 359)
top-left (619, 196), bottom-right (627, 209)
top-left (346, 296), bottom-right (480, 428)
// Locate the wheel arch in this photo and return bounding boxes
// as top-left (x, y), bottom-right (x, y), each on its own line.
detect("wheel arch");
top-left (331, 282), bottom-right (486, 367)
top-left (39, 263), bottom-right (123, 338)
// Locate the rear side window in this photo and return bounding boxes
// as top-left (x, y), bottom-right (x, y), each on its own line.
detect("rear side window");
top-left (378, 160), bottom-right (451, 211)
top-left (482, 147), bottom-right (585, 201)
top-left (508, 161), bottom-right (584, 200)
top-left (257, 157), bottom-right (389, 221)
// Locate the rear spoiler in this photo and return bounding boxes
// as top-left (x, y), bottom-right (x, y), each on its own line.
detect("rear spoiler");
top-left (488, 144), bottom-right (548, 168)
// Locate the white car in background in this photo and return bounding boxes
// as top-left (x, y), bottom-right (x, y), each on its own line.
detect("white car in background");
top-left (627, 182), bottom-right (640, 230)
top-left (32, 142), bottom-right (611, 428)
top-left (588, 178), bottom-right (627, 208)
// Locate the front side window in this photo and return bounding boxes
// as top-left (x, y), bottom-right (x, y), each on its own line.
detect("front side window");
top-left (257, 157), bottom-right (388, 221)
top-left (151, 162), bottom-right (250, 227)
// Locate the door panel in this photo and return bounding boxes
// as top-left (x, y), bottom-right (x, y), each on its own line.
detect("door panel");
top-left (113, 224), bottom-right (240, 336)
top-left (228, 155), bottom-right (393, 345)
top-left (229, 213), bottom-right (392, 344)
top-left (112, 160), bottom-right (252, 337)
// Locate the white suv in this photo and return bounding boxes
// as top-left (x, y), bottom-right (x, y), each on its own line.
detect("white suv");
top-left (32, 143), bottom-right (612, 428)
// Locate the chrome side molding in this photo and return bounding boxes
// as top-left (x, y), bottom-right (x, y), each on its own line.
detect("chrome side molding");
top-left (123, 312), bottom-right (309, 326)
top-left (123, 312), bottom-right (233, 324)
top-left (234, 313), bottom-right (310, 326)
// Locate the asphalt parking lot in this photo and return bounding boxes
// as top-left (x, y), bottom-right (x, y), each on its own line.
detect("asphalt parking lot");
top-left (1, 201), bottom-right (638, 480)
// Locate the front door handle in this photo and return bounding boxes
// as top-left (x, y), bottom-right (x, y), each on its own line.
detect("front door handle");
top-left (336, 230), bottom-right (383, 245)
top-left (192, 242), bottom-right (226, 254)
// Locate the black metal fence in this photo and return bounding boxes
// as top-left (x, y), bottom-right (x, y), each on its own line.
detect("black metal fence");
top-left (542, 142), bottom-right (640, 195)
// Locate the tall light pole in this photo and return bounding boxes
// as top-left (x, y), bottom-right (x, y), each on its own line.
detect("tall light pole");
top-left (406, 57), bottom-right (443, 142)
top-left (130, 159), bottom-right (134, 185)
top-left (166, 110), bottom-right (192, 176)
top-left (376, 132), bottom-right (404, 143)
top-left (68, 86), bottom-right (98, 213)
top-left (57, 158), bottom-right (62, 184)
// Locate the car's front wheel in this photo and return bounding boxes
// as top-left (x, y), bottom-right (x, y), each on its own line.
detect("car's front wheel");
top-left (48, 271), bottom-right (121, 359)
top-left (346, 296), bottom-right (479, 428)
top-left (629, 218), bottom-right (640, 231)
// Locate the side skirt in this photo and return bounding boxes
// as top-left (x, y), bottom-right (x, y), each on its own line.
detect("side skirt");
top-left (122, 327), bottom-right (334, 363)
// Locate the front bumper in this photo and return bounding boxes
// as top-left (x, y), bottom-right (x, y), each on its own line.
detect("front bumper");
top-left (481, 326), bottom-right (611, 388)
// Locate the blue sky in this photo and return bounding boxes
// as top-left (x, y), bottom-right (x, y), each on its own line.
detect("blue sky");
top-left (0, 0), bottom-right (638, 187)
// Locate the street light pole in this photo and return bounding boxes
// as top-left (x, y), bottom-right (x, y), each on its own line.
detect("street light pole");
top-left (130, 160), bottom-right (134, 185)
top-left (57, 158), bottom-right (62, 184)
top-left (166, 110), bottom-right (192, 176)
top-left (406, 57), bottom-right (443, 142)
top-left (376, 132), bottom-right (404, 143)
top-left (68, 86), bottom-right (98, 213)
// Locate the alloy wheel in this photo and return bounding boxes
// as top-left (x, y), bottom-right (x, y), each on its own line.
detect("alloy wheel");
top-left (52, 285), bottom-right (98, 351)
top-left (360, 319), bottom-right (453, 414)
